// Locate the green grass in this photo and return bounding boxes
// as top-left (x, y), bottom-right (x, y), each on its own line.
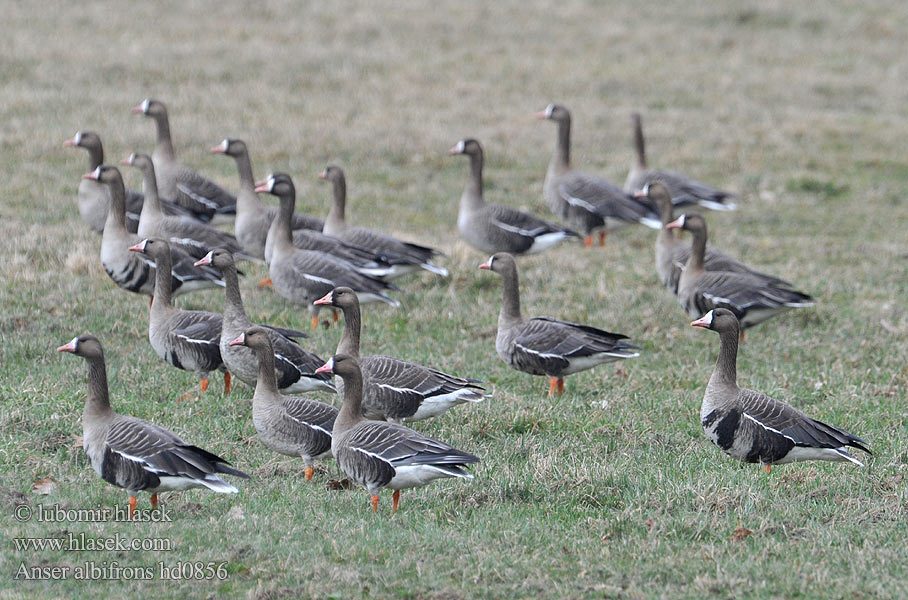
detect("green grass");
top-left (2, 1), bottom-right (908, 598)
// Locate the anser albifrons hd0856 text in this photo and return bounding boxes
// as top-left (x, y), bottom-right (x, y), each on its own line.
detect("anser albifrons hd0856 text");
top-left (58, 335), bottom-right (248, 518)
top-left (316, 354), bottom-right (479, 513)
top-left (129, 238), bottom-right (228, 393)
top-left (691, 309), bottom-right (870, 471)
top-left (256, 173), bottom-right (400, 330)
top-left (319, 165), bottom-right (449, 278)
top-left (624, 113), bottom-right (736, 211)
top-left (314, 287), bottom-right (487, 423)
top-left (195, 249), bottom-right (334, 394)
top-left (449, 138), bottom-right (579, 255)
top-left (536, 104), bottom-right (660, 246)
top-left (132, 98), bottom-right (236, 220)
top-left (229, 328), bottom-right (338, 482)
top-left (479, 252), bottom-right (640, 396)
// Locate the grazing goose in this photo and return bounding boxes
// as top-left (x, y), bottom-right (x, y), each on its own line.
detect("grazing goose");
top-left (228, 328), bottom-right (337, 481)
top-left (129, 238), bottom-right (228, 393)
top-left (691, 309), bottom-right (870, 471)
top-left (132, 98), bottom-right (236, 219)
top-left (122, 152), bottom-right (248, 261)
top-left (86, 166), bottom-right (225, 299)
top-left (319, 165), bottom-right (449, 278)
top-left (313, 287), bottom-right (486, 423)
top-left (256, 173), bottom-right (400, 330)
top-left (209, 138), bottom-right (323, 260)
top-left (667, 213), bottom-right (814, 335)
top-left (449, 138), bottom-right (579, 255)
top-left (536, 103), bottom-right (660, 246)
top-left (640, 183), bottom-right (791, 293)
top-left (195, 249), bottom-right (334, 394)
top-left (57, 334), bottom-right (248, 517)
top-left (624, 113), bottom-right (736, 211)
top-left (479, 252), bottom-right (640, 396)
top-left (316, 354), bottom-right (479, 513)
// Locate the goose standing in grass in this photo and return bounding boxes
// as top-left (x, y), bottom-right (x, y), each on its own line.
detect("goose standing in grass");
top-left (86, 166), bottom-right (225, 300)
top-left (58, 334), bottom-right (248, 518)
top-left (256, 173), bottom-right (400, 330)
top-left (536, 103), bottom-right (660, 247)
top-left (448, 138), bottom-right (579, 255)
top-left (316, 354), bottom-right (479, 513)
top-left (667, 213), bottom-right (814, 336)
top-left (691, 309), bottom-right (870, 471)
top-left (129, 238), bottom-right (228, 393)
top-left (624, 113), bottom-right (736, 211)
top-left (228, 328), bottom-right (337, 481)
top-left (132, 98), bottom-right (236, 220)
top-left (479, 253), bottom-right (639, 396)
top-left (209, 138), bottom-right (323, 261)
top-left (319, 165), bottom-right (449, 278)
top-left (122, 152), bottom-right (248, 261)
top-left (640, 183), bottom-right (790, 294)
top-left (314, 287), bottom-right (486, 423)
top-left (65, 130), bottom-right (203, 233)
top-left (195, 249), bottom-right (334, 394)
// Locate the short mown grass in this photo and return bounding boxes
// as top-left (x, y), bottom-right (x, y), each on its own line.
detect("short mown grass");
top-left (1, 1), bottom-right (907, 598)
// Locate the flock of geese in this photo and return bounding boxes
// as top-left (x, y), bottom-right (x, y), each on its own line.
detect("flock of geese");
top-left (57, 98), bottom-right (871, 517)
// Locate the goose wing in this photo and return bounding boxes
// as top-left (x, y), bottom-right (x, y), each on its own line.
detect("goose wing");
top-left (558, 173), bottom-right (660, 227)
top-left (173, 165), bottom-right (236, 214)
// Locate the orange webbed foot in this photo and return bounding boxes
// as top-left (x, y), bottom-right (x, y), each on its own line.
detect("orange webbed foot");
top-left (583, 236), bottom-right (593, 248)
top-left (305, 466), bottom-right (314, 482)
top-left (257, 277), bottom-right (273, 288)
top-left (200, 378), bottom-right (209, 392)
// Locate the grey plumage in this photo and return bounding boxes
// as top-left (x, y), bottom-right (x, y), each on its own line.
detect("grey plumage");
top-left (692, 309), bottom-right (870, 468)
top-left (624, 113), bottom-right (736, 212)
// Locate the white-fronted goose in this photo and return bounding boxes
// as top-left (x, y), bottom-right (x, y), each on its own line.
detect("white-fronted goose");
top-left (210, 138), bottom-right (323, 260)
top-left (319, 165), bottom-right (449, 278)
top-left (228, 327), bottom-right (337, 481)
top-left (536, 103), bottom-right (660, 246)
top-left (640, 183), bottom-right (791, 293)
top-left (128, 238), bottom-right (228, 393)
top-left (313, 287), bottom-right (486, 423)
top-left (625, 113), bottom-right (736, 211)
top-left (316, 355), bottom-right (478, 513)
top-left (86, 166), bottom-right (225, 299)
top-left (691, 309), bottom-right (870, 471)
top-left (256, 173), bottom-right (400, 330)
top-left (479, 252), bottom-right (640, 396)
top-left (667, 213), bottom-right (814, 335)
top-left (58, 334), bottom-right (248, 517)
top-left (122, 152), bottom-right (248, 261)
top-left (195, 249), bottom-right (334, 394)
top-left (132, 98), bottom-right (236, 219)
top-left (449, 138), bottom-right (579, 255)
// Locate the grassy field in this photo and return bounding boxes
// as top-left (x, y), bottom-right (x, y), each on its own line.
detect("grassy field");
top-left (2, 1), bottom-right (907, 598)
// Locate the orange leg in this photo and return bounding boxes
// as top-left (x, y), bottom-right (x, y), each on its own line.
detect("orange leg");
top-left (548, 377), bottom-right (557, 396)
top-left (128, 496), bottom-right (137, 519)
top-left (584, 235), bottom-right (593, 248)
top-left (598, 231), bottom-right (607, 246)
top-left (305, 466), bottom-right (314, 482)
top-left (310, 316), bottom-right (319, 331)
top-left (556, 378), bottom-right (564, 395)
top-left (150, 493), bottom-right (159, 510)
top-left (392, 490), bottom-right (400, 513)
top-left (149, 296), bottom-right (154, 308)
top-left (763, 464), bottom-right (772, 474)
top-left (371, 495), bottom-right (379, 513)
top-left (223, 372), bottom-right (232, 395)
top-left (332, 311), bottom-right (339, 324)
top-left (257, 277), bottom-right (273, 288)
top-left (200, 378), bottom-right (209, 392)
top-left (740, 329), bottom-right (746, 343)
